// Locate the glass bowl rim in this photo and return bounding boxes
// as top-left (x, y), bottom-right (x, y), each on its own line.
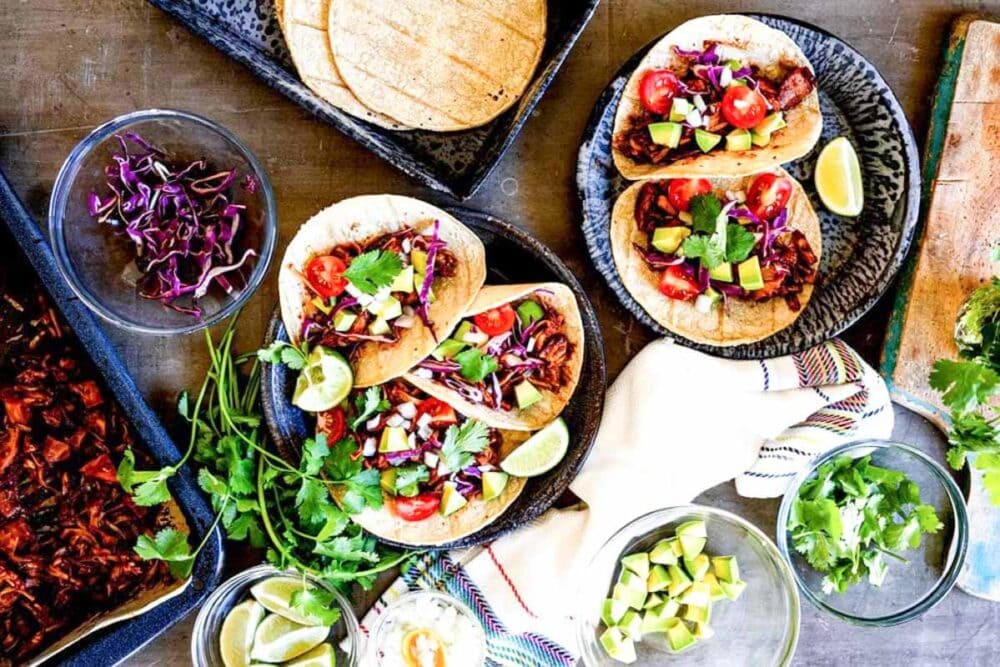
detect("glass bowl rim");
top-left (189, 563), bottom-right (362, 667)
top-left (575, 503), bottom-right (801, 667)
top-left (47, 107), bottom-right (277, 335)
top-left (775, 439), bottom-right (970, 627)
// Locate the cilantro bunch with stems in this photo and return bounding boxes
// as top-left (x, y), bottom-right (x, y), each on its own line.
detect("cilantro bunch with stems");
top-left (679, 193), bottom-right (757, 270)
top-left (118, 313), bottom-right (414, 589)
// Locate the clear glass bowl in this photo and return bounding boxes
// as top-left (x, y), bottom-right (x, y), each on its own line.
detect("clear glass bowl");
top-left (49, 109), bottom-right (277, 334)
top-left (776, 440), bottom-right (969, 626)
top-left (190, 564), bottom-right (362, 667)
top-left (366, 590), bottom-right (487, 667)
top-left (576, 505), bottom-right (800, 666)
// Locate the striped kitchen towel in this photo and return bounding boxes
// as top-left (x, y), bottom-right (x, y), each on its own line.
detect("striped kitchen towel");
top-left (358, 338), bottom-right (892, 665)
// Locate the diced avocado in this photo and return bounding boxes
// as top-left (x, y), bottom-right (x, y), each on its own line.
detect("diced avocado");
top-left (693, 622), bottom-right (715, 640)
top-left (516, 299), bottom-right (545, 326)
top-left (617, 610), bottom-right (643, 640)
top-left (684, 554), bottom-right (711, 581)
top-left (311, 296), bottom-right (333, 315)
top-left (369, 317), bottom-right (391, 336)
top-left (754, 112), bottom-right (786, 136)
top-left (432, 338), bottom-right (466, 360)
top-left (750, 130), bottom-right (772, 147)
top-left (481, 471), bottom-right (509, 501)
top-left (599, 627), bottom-right (636, 664)
top-left (389, 265), bottom-right (415, 293)
top-left (678, 582), bottom-right (711, 608)
top-left (651, 226), bottom-right (691, 254)
top-left (708, 262), bottom-right (733, 283)
top-left (454, 321), bottom-right (473, 341)
top-left (641, 600), bottom-right (680, 634)
top-left (669, 537), bottom-right (684, 558)
top-left (679, 535), bottom-right (707, 561)
top-left (725, 128), bottom-right (752, 152)
top-left (612, 583), bottom-right (647, 611)
top-left (514, 381), bottom-right (543, 410)
top-left (646, 564), bottom-right (671, 593)
top-left (683, 603), bottom-right (711, 624)
top-left (380, 469), bottom-right (397, 495)
top-left (669, 97), bottom-right (692, 122)
top-left (459, 325), bottom-right (489, 345)
top-left (719, 579), bottom-right (747, 601)
top-left (703, 572), bottom-right (726, 601)
top-left (649, 539), bottom-right (679, 566)
top-left (664, 617), bottom-right (696, 653)
top-left (376, 296), bottom-right (402, 321)
top-left (677, 211), bottom-right (693, 226)
top-left (694, 129), bottom-right (722, 153)
top-left (643, 593), bottom-right (664, 610)
top-left (621, 552), bottom-right (650, 580)
top-left (676, 520), bottom-right (707, 539)
top-left (667, 564), bottom-right (692, 597)
top-left (378, 427), bottom-right (411, 453)
top-left (333, 311), bottom-right (357, 332)
top-left (648, 121), bottom-right (683, 148)
top-left (725, 58), bottom-right (743, 70)
top-left (601, 598), bottom-right (629, 626)
top-left (617, 569), bottom-right (646, 592)
top-left (738, 256), bottom-right (765, 291)
top-left (712, 556), bottom-right (740, 583)
top-left (439, 482), bottom-right (468, 516)
top-left (411, 249), bottom-right (428, 275)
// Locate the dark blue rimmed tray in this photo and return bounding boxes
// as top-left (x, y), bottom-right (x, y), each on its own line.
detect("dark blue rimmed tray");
top-left (0, 170), bottom-right (224, 667)
top-left (145, 0), bottom-right (601, 200)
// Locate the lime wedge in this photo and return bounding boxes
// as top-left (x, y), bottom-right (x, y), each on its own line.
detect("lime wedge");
top-left (250, 613), bottom-right (328, 663)
top-left (250, 577), bottom-right (324, 626)
top-left (292, 346), bottom-right (353, 413)
top-left (500, 417), bottom-right (569, 477)
top-left (219, 600), bottom-right (265, 667)
top-left (285, 643), bottom-right (336, 667)
top-left (815, 136), bottom-right (863, 216)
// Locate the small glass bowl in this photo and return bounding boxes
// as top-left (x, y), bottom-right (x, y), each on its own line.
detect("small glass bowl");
top-left (776, 440), bottom-right (969, 626)
top-left (576, 505), bottom-right (800, 666)
top-left (366, 590), bottom-right (487, 667)
top-left (190, 564), bottom-right (362, 667)
top-left (49, 109), bottom-right (277, 335)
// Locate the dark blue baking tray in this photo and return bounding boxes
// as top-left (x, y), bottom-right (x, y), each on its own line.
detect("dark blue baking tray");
top-left (144, 0), bottom-right (601, 200)
top-left (0, 169), bottom-right (224, 666)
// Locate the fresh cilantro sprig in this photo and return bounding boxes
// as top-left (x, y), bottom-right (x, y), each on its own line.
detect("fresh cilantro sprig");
top-left (788, 455), bottom-right (943, 594)
top-left (351, 386), bottom-right (390, 430)
top-left (343, 250), bottom-right (403, 295)
top-left (290, 586), bottom-right (342, 626)
top-left (689, 193), bottom-right (722, 234)
top-left (680, 193), bottom-right (758, 270)
top-left (455, 348), bottom-right (499, 383)
top-left (439, 419), bottom-right (491, 474)
top-left (258, 339), bottom-right (311, 370)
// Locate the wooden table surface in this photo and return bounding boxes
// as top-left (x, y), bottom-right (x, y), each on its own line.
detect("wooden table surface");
top-left (2, 0), bottom-right (999, 664)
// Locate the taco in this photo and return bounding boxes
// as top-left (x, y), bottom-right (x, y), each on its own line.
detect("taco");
top-left (611, 169), bottom-right (821, 346)
top-left (278, 195), bottom-right (486, 387)
top-left (321, 379), bottom-right (528, 546)
top-left (612, 15), bottom-right (822, 180)
top-left (405, 283), bottom-right (583, 431)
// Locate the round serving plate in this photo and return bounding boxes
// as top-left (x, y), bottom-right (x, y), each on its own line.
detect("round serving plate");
top-left (261, 206), bottom-right (607, 550)
top-left (577, 14), bottom-right (920, 359)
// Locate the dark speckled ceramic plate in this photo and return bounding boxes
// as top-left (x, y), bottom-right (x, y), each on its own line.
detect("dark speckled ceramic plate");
top-left (145, 0), bottom-right (600, 200)
top-left (578, 14), bottom-right (920, 359)
top-left (260, 207), bottom-right (606, 550)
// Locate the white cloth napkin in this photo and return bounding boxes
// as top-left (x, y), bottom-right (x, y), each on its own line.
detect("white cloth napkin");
top-left (358, 338), bottom-right (893, 664)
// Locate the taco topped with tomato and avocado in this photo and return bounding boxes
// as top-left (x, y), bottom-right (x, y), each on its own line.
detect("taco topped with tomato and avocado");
top-left (611, 169), bottom-right (821, 346)
top-left (405, 283), bottom-right (584, 431)
top-left (612, 15), bottom-right (821, 180)
top-left (278, 195), bottom-right (486, 387)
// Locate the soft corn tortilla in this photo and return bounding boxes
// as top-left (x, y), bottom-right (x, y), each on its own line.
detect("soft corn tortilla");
top-left (334, 430), bottom-right (528, 546)
top-left (282, 0), bottom-right (409, 130)
top-left (406, 283), bottom-right (584, 431)
top-left (279, 195), bottom-right (487, 387)
top-left (612, 15), bottom-right (822, 180)
top-left (610, 168), bottom-right (822, 346)
top-left (328, 0), bottom-right (547, 131)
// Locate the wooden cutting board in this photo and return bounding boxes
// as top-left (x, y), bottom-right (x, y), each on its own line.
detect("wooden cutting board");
top-left (880, 15), bottom-right (1000, 601)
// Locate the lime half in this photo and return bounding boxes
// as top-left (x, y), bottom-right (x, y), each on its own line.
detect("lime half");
top-left (292, 346), bottom-right (353, 413)
top-left (250, 577), bottom-right (324, 626)
top-left (500, 417), bottom-right (570, 477)
top-left (219, 599), bottom-right (265, 667)
top-left (250, 613), bottom-right (328, 663)
top-left (285, 643), bottom-right (336, 667)
top-left (815, 136), bottom-right (863, 216)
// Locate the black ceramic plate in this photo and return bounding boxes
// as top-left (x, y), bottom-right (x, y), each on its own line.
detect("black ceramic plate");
top-left (261, 208), bottom-right (607, 550)
top-left (578, 14), bottom-right (920, 359)
top-left (145, 0), bottom-right (600, 200)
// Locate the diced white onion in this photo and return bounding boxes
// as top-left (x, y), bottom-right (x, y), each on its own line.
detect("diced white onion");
top-left (363, 437), bottom-right (377, 457)
top-left (386, 413), bottom-right (404, 428)
top-left (401, 238), bottom-right (412, 254)
top-left (366, 416), bottom-right (382, 431)
top-left (418, 424), bottom-right (434, 441)
top-left (407, 432), bottom-right (416, 449)
top-left (417, 413), bottom-right (433, 429)
top-left (693, 94), bottom-right (706, 112)
top-left (695, 294), bottom-right (715, 314)
top-left (719, 67), bottom-right (733, 87)
top-left (412, 368), bottom-right (433, 379)
top-left (526, 337), bottom-right (537, 353)
top-left (685, 109), bottom-right (702, 127)
top-left (395, 315), bottom-right (415, 328)
top-left (397, 401), bottom-right (417, 420)
top-left (424, 452), bottom-right (439, 468)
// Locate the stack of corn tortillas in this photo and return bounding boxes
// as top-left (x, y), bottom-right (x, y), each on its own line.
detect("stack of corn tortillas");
top-left (278, 0), bottom-right (547, 132)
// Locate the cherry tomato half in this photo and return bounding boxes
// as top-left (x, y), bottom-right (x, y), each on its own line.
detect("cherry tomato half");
top-left (394, 493), bottom-right (441, 521)
top-left (639, 69), bottom-right (683, 115)
top-left (317, 407), bottom-right (346, 443)
top-left (720, 85), bottom-right (767, 129)
top-left (658, 265), bottom-right (701, 302)
top-left (414, 398), bottom-right (459, 428)
top-left (473, 305), bottom-right (517, 336)
top-left (746, 173), bottom-right (793, 221)
top-left (667, 178), bottom-right (713, 212)
top-left (305, 255), bottom-right (348, 299)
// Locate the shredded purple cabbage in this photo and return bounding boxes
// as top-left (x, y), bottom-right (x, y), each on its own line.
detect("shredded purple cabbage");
top-left (87, 132), bottom-right (257, 317)
top-left (632, 243), bottom-right (685, 269)
top-left (415, 220), bottom-right (443, 334)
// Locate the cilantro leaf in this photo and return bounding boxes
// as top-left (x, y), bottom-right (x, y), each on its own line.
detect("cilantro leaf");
top-left (681, 234), bottom-right (725, 270)
top-left (290, 586), bottom-right (343, 626)
top-left (455, 348), bottom-right (499, 383)
top-left (118, 449), bottom-right (174, 507)
top-left (394, 464), bottom-right (430, 497)
top-left (258, 340), bottom-right (310, 370)
top-left (134, 528), bottom-right (194, 579)
top-left (312, 535), bottom-right (380, 563)
top-left (929, 359), bottom-right (1000, 414)
top-left (689, 193), bottom-right (722, 234)
top-left (439, 420), bottom-right (491, 474)
top-left (351, 387), bottom-right (390, 430)
top-left (339, 468), bottom-right (383, 514)
top-left (302, 434), bottom-right (330, 476)
top-left (343, 250), bottom-right (403, 295)
top-left (198, 468), bottom-right (229, 498)
top-left (725, 223), bottom-right (756, 263)
top-left (295, 478), bottom-right (333, 528)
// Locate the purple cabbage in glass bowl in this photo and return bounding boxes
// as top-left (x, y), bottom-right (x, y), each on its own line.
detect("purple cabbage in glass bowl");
top-left (49, 109), bottom-right (276, 334)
